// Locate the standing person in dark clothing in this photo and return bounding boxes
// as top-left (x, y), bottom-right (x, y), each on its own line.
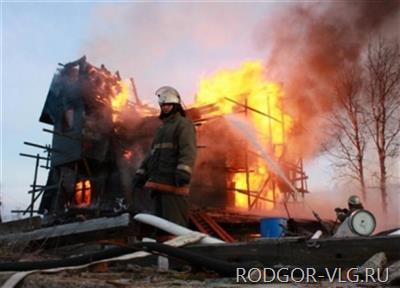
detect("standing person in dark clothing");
top-left (132, 86), bottom-right (197, 227)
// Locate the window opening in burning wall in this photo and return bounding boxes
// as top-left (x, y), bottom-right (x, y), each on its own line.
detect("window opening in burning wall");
top-left (74, 179), bottom-right (91, 207)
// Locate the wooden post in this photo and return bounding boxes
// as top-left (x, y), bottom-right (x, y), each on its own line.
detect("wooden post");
top-left (300, 159), bottom-right (304, 198)
top-left (23, 189), bottom-right (44, 215)
top-left (280, 100), bottom-right (285, 145)
top-left (244, 97), bottom-right (251, 210)
top-left (44, 144), bottom-right (51, 169)
top-left (30, 154), bottom-right (40, 217)
top-left (266, 93), bottom-right (273, 145)
top-left (272, 179), bottom-right (277, 209)
top-left (250, 176), bottom-right (271, 209)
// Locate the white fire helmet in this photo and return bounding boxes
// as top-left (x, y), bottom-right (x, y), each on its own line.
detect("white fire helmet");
top-left (348, 195), bottom-right (361, 206)
top-left (155, 86), bottom-right (181, 105)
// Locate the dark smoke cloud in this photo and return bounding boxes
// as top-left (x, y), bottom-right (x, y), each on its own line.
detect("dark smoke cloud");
top-left (257, 1), bottom-right (400, 157)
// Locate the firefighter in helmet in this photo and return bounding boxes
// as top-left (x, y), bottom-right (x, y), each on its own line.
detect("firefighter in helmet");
top-left (335, 195), bottom-right (364, 223)
top-left (132, 86), bottom-right (197, 227)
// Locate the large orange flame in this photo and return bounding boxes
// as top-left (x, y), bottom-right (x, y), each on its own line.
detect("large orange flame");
top-left (111, 81), bottom-right (131, 122)
top-left (195, 61), bottom-right (293, 210)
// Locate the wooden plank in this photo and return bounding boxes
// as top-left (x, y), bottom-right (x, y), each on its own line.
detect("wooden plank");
top-left (0, 217), bottom-right (42, 235)
top-left (357, 252), bottom-right (387, 276)
top-left (387, 260), bottom-right (400, 285)
top-left (0, 213), bottom-right (131, 245)
top-left (186, 235), bottom-right (400, 272)
top-left (0, 233), bottom-right (206, 288)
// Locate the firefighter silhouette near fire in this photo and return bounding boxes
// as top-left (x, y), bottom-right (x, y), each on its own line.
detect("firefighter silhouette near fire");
top-left (335, 195), bottom-right (364, 223)
top-left (132, 86), bottom-right (197, 227)
top-left (332, 195), bottom-right (377, 238)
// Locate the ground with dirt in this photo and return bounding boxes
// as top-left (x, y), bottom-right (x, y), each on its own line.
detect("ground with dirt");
top-left (0, 266), bottom-right (397, 288)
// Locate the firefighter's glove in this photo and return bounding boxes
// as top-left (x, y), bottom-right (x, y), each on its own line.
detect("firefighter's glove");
top-left (334, 207), bottom-right (348, 214)
top-left (132, 173), bottom-right (147, 189)
top-left (175, 170), bottom-right (191, 187)
top-left (335, 207), bottom-right (348, 223)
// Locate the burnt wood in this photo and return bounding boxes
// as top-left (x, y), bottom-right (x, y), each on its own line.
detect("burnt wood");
top-left (0, 217), bottom-right (42, 235)
top-left (185, 236), bottom-right (400, 272)
top-left (0, 213), bottom-right (132, 247)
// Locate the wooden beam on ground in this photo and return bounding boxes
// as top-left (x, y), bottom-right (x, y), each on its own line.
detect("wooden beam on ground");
top-left (0, 217), bottom-right (42, 235)
top-left (0, 213), bottom-right (132, 247)
top-left (186, 235), bottom-right (400, 273)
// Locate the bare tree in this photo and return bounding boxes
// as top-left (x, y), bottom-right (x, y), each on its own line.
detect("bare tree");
top-left (327, 65), bottom-right (368, 199)
top-left (365, 38), bottom-right (400, 212)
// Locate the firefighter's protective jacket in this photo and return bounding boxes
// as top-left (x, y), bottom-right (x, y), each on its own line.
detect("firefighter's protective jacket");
top-left (137, 113), bottom-right (196, 195)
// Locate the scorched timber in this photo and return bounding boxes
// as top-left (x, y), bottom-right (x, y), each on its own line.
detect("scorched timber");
top-left (185, 235), bottom-right (400, 272)
top-left (0, 213), bottom-right (131, 247)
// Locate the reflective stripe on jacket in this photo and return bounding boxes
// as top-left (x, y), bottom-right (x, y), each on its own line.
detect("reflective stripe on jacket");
top-left (139, 113), bottom-right (196, 195)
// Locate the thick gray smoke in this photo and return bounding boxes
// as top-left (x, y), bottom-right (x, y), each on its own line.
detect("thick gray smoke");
top-left (257, 1), bottom-right (400, 157)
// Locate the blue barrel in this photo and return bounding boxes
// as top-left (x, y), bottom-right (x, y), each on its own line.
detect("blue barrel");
top-left (260, 217), bottom-right (287, 237)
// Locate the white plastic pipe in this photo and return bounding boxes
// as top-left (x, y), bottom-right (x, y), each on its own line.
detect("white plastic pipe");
top-left (134, 213), bottom-right (225, 244)
top-left (310, 230), bottom-right (323, 239)
top-left (389, 229), bottom-right (400, 236)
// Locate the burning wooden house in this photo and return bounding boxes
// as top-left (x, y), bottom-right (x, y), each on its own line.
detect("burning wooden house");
top-left (3, 58), bottom-right (400, 285)
top-left (16, 57), bottom-right (309, 240)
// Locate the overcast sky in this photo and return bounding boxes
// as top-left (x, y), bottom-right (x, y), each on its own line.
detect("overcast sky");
top-left (1, 2), bottom-right (336, 221)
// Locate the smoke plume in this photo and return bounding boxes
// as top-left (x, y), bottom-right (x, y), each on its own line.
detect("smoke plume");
top-left (257, 1), bottom-right (400, 157)
top-left (82, 3), bottom-right (265, 106)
